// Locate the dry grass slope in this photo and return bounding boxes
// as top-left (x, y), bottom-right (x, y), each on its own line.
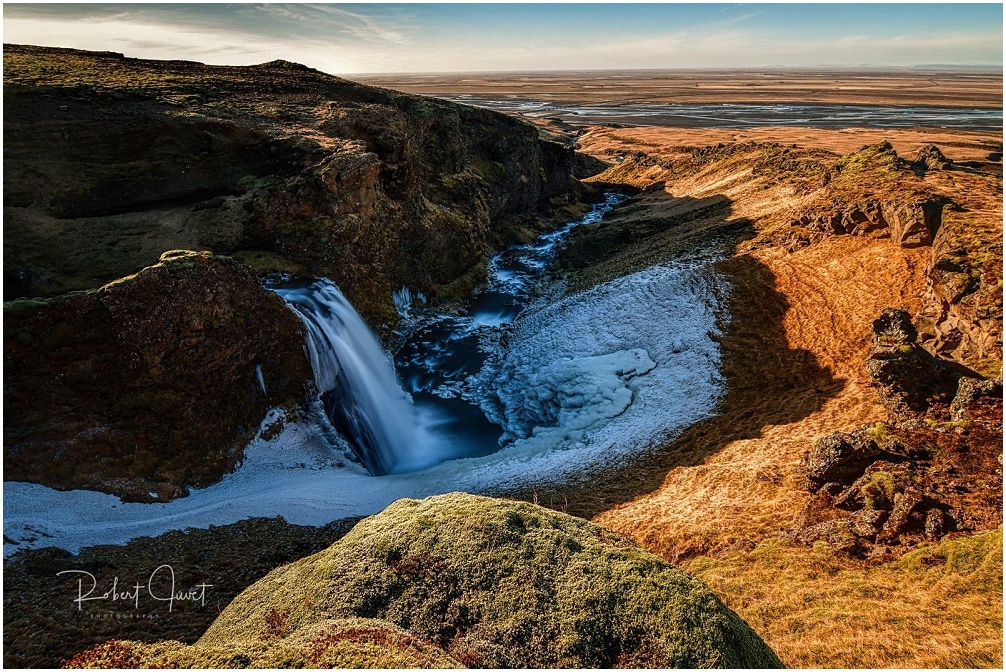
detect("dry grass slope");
top-left (687, 527), bottom-right (1003, 668)
top-left (560, 126), bottom-right (1003, 668)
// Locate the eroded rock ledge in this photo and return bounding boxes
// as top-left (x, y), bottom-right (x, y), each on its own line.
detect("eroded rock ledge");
top-left (3, 44), bottom-right (588, 331)
top-left (4, 250), bottom-right (312, 501)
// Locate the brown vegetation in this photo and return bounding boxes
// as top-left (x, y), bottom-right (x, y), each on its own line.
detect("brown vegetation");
top-left (523, 124), bottom-right (1003, 667)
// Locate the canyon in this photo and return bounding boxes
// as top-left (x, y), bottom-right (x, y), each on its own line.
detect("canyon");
top-left (3, 45), bottom-right (1002, 669)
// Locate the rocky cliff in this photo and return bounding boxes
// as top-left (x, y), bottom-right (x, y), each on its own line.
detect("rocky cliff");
top-left (4, 251), bottom-right (312, 501)
top-left (3, 44), bottom-right (587, 332)
top-left (3, 44), bottom-right (587, 499)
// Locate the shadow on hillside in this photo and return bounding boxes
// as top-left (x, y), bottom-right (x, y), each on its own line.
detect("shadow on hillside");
top-left (506, 187), bottom-right (844, 535)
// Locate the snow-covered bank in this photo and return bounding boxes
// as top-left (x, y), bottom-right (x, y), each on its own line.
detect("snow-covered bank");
top-left (5, 259), bottom-right (726, 557)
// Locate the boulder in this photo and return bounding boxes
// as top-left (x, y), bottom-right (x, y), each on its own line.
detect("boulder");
top-left (915, 144), bottom-right (953, 171)
top-left (876, 488), bottom-right (924, 542)
top-left (924, 508), bottom-right (946, 541)
top-left (3, 251), bottom-right (312, 501)
top-left (883, 197), bottom-right (946, 248)
top-left (68, 494), bottom-right (783, 668)
top-left (865, 309), bottom-right (959, 419)
top-left (804, 431), bottom-right (882, 491)
top-left (950, 376), bottom-right (1003, 422)
top-left (872, 307), bottom-right (919, 346)
top-left (848, 508), bottom-right (888, 539)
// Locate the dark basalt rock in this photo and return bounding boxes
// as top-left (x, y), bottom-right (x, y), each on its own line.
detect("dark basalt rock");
top-left (804, 431), bottom-right (882, 491)
top-left (865, 308), bottom-right (960, 420)
top-left (914, 144), bottom-right (953, 171)
top-left (3, 251), bottom-right (313, 501)
top-left (950, 376), bottom-right (1003, 422)
top-left (3, 44), bottom-right (586, 334)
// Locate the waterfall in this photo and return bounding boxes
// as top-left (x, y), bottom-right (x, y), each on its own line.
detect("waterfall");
top-left (272, 279), bottom-right (420, 476)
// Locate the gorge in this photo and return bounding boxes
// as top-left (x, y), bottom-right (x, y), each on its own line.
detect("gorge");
top-left (3, 43), bottom-right (1001, 671)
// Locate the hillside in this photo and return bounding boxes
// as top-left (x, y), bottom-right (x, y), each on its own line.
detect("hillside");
top-left (541, 125), bottom-right (1003, 667)
top-left (3, 44), bottom-right (590, 330)
top-left (2, 45), bottom-right (1001, 671)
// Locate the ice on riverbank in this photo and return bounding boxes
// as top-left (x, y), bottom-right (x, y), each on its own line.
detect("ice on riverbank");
top-left (5, 260), bottom-right (726, 557)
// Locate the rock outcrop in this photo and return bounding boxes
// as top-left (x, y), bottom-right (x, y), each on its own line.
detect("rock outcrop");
top-left (790, 142), bottom-right (951, 249)
top-left (914, 144), bottom-right (953, 171)
top-left (65, 494), bottom-right (784, 668)
top-left (795, 310), bottom-right (1002, 557)
top-left (865, 308), bottom-right (960, 420)
top-left (3, 251), bottom-right (312, 501)
top-left (916, 207), bottom-right (1003, 373)
top-left (3, 44), bottom-right (586, 332)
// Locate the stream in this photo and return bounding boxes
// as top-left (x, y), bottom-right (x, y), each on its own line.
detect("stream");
top-left (4, 194), bottom-right (728, 556)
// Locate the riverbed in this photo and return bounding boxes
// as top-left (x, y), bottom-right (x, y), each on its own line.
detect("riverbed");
top-left (4, 197), bottom-right (728, 556)
top-left (441, 97), bottom-right (1004, 131)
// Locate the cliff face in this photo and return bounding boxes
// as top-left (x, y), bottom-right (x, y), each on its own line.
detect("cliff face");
top-left (3, 45), bottom-right (586, 499)
top-left (4, 251), bottom-right (312, 501)
top-left (3, 45), bottom-right (584, 331)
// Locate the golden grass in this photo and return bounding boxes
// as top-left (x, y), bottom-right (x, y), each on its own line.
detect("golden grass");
top-left (578, 126), bottom-right (1002, 165)
top-left (591, 236), bottom-right (930, 562)
top-left (576, 126), bottom-right (1003, 669)
top-left (686, 528), bottom-right (1003, 669)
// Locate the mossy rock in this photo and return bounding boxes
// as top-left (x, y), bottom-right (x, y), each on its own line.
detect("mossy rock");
top-left (75, 493), bottom-right (782, 668)
top-left (63, 618), bottom-right (462, 669)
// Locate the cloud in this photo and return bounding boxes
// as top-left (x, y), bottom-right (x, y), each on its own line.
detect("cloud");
top-left (3, 5), bottom-right (1001, 73)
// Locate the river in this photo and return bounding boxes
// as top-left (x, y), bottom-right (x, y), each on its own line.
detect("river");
top-left (4, 195), bottom-right (727, 555)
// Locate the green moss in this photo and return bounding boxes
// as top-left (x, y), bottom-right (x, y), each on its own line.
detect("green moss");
top-left (207, 493), bottom-right (781, 668)
top-left (434, 262), bottom-right (488, 305)
top-left (3, 297), bottom-right (54, 319)
top-left (895, 527), bottom-right (1003, 591)
top-left (862, 471), bottom-right (898, 510)
top-left (70, 494), bottom-right (782, 668)
top-left (833, 142), bottom-right (901, 182)
top-left (865, 422), bottom-right (893, 446)
top-left (470, 156), bottom-right (508, 183)
top-left (229, 250), bottom-right (306, 276)
top-left (99, 273), bottom-right (140, 292)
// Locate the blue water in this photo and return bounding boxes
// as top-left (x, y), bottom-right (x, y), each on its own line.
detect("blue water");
top-left (442, 97), bottom-right (1003, 131)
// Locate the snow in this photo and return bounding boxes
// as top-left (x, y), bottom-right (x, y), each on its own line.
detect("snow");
top-left (472, 260), bottom-right (725, 458)
top-left (4, 259), bottom-right (727, 557)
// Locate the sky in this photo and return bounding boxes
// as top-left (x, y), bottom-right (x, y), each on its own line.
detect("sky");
top-left (3, 3), bottom-right (1003, 74)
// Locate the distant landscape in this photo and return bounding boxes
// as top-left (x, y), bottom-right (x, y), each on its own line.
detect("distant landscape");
top-left (358, 68), bottom-right (1004, 107)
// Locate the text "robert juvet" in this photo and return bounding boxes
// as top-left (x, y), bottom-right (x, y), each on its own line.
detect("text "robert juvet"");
top-left (57, 564), bottom-right (213, 611)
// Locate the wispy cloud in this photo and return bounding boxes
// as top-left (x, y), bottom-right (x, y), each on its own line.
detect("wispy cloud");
top-left (3, 4), bottom-right (1001, 73)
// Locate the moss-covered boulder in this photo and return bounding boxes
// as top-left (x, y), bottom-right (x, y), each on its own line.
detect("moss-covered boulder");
top-left (67, 494), bottom-right (783, 668)
top-left (63, 618), bottom-right (462, 669)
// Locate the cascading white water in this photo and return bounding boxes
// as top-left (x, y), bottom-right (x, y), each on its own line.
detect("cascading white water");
top-left (272, 279), bottom-right (421, 475)
top-left (5, 193), bottom-right (730, 556)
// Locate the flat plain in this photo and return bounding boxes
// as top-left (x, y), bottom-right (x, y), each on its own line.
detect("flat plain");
top-left (357, 69), bottom-right (1003, 108)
